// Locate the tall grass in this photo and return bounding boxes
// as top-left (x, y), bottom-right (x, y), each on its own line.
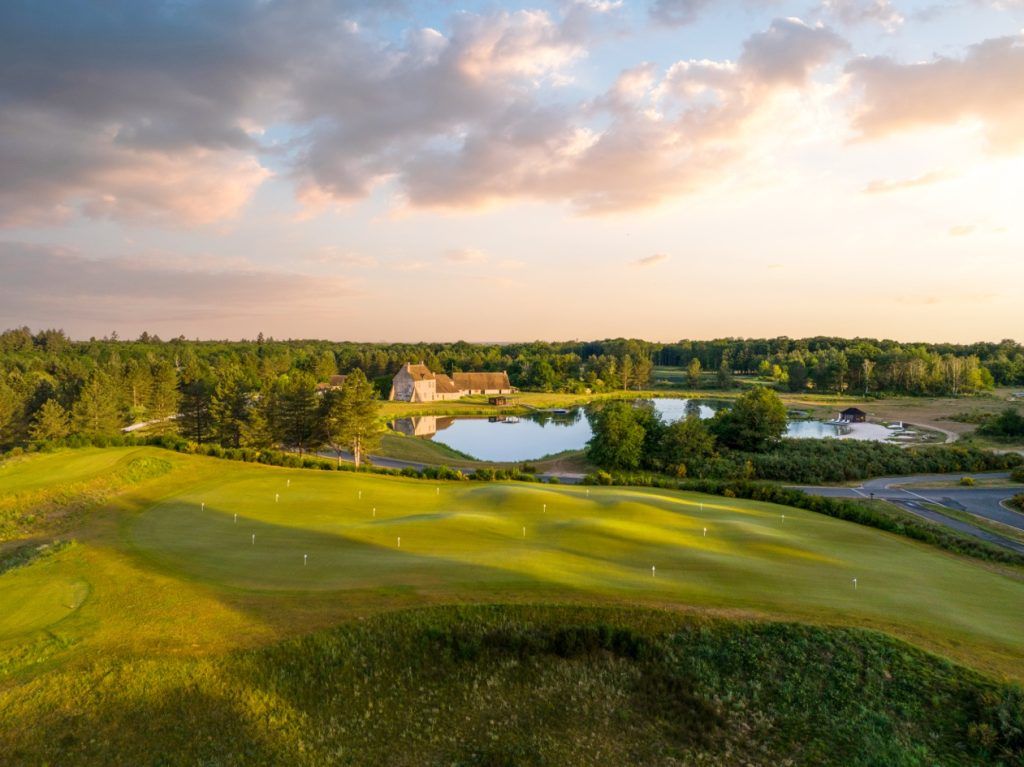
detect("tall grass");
top-left (2, 605), bottom-right (1021, 766)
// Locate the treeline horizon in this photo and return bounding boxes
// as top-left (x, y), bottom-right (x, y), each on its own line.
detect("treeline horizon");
top-left (2, 326), bottom-right (1023, 453)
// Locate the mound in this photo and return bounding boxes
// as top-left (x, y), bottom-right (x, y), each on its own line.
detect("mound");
top-left (3, 606), bottom-right (1022, 766)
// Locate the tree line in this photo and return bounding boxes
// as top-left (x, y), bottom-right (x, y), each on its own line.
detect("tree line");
top-left (585, 387), bottom-right (1022, 484)
top-left (2, 327), bottom-right (1021, 452)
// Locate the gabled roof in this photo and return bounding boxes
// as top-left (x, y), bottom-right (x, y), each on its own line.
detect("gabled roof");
top-left (840, 407), bottom-right (867, 415)
top-left (453, 371), bottom-right (512, 390)
top-left (434, 373), bottom-right (459, 394)
top-left (403, 362), bottom-right (435, 381)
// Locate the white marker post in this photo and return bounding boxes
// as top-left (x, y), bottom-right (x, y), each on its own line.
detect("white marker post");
top-left (522, 526), bottom-right (526, 538)
top-left (304, 554), bottom-right (308, 566)
top-left (201, 502), bottom-right (205, 512)
top-left (358, 490), bottom-right (362, 500)
top-left (436, 487), bottom-right (439, 496)
top-left (699, 503), bottom-right (703, 513)
top-left (781, 514), bottom-right (785, 524)
top-left (397, 536), bottom-right (401, 548)
top-left (703, 527), bottom-right (707, 537)
top-left (251, 533), bottom-right (255, 545)
top-left (651, 565), bottom-right (656, 578)
top-left (543, 503), bottom-right (547, 513)
top-left (287, 479), bottom-right (290, 488)
top-left (372, 507), bottom-right (376, 518)
top-left (586, 489), bottom-right (590, 496)
top-left (275, 493), bottom-right (279, 503)
top-left (853, 578), bottom-right (858, 590)
top-left (234, 513), bottom-right (237, 523)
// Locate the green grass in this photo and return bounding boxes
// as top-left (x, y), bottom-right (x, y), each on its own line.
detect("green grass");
top-left (3, 605), bottom-right (1022, 766)
top-left (2, 447), bottom-right (1024, 764)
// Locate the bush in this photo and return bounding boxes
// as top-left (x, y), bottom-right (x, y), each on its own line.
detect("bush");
top-left (960, 476), bottom-right (976, 486)
top-left (1008, 494), bottom-right (1024, 512)
top-left (1012, 466), bottom-right (1024, 484)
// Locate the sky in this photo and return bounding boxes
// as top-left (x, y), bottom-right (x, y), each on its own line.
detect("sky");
top-left (0, 0), bottom-right (1022, 344)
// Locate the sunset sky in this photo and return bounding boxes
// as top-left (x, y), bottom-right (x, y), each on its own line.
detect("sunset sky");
top-left (1, 0), bottom-right (1022, 343)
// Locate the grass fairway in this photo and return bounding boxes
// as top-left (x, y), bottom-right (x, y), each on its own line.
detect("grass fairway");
top-left (2, 447), bottom-right (1024, 764)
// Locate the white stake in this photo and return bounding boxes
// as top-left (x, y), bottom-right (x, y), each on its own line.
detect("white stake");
top-left (522, 526), bottom-right (526, 538)
top-left (543, 503), bottom-right (546, 513)
top-left (287, 479), bottom-right (290, 488)
top-left (275, 493), bottom-right (279, 503)
top-left (358, 490), bottom-right (362, 500)
top-left (586, 489), bottom-right (590, 496)
top-left (372, 507), bottom-right (376, 518)
top-left (304, 554), bottom-right (308, 566)
top-left (651, 565), bottom-right (656, 577)
top-left (436, 487), bottom-right (439, 495)
top-left (699, 503), bottom-right (703, 512)
top-left (397, 536), bottom-right (401, 548)
top-left (201, 502), bottom-right (205, 512)
top-left (251, 533), bottom-right (255, 545)
top-left (781, 514), bottom-right (785, 524)
top-left (852, 577), bottom-right (858, 590)
top-left (234, 513), bottom-right (237, 523)
top-left (703, 527), bottom-right (707, 537)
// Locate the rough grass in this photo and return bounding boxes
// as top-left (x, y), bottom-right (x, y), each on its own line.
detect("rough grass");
top-left (1, 605), bottom-right (1022, 766)
top-left (0, 450), bottom-right (172, 541)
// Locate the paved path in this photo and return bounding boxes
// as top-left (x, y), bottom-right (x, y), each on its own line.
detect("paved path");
top-left (796, 472), bottom-right (1024, 553)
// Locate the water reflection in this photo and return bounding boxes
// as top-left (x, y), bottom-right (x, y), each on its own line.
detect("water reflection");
top-left (389, 398), bottom-right (895, 462)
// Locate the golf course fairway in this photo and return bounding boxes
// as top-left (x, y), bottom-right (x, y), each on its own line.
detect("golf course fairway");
top-left (2, 447), bottom-right (1024, 765)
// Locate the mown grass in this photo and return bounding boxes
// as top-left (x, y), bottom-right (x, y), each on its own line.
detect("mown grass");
top-left (1, 447), bottom-right (1024, 765)
top-left (2, 605), bottom-right (1021, 766)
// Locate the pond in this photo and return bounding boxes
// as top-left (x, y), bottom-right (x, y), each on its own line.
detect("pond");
top-left (390, 398), bottom-right (900, 463)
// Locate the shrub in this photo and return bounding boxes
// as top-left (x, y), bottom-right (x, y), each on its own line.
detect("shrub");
top-left (1012, 466), bottom-right (1024, 484)
top-left (960, 476), bottom-right (976, 486)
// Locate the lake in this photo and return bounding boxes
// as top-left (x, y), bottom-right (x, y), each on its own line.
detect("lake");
top-left (390, 398), bottom-right (900, 463)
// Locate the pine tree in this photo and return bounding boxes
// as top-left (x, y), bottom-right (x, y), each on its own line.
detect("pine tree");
top-left (0, 379), bottom-right (20, 448)
top-left (273, 372), bottom-right (322, 453)
top-left (30, 399), bottom-right (70, 444)
top-left (210, 369), bottom-right (250, 448)
top-left (324, 369), bottom-right (381, 468)
top-left (148, 360), bottom-right (181, 433)
top-left (240, 389), bottom-right (275, 449)
top-left (72, 373), bottom-right (123, 436)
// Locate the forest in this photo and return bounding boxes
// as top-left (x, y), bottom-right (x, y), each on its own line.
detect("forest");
top-left (1, 327), bottom-right (1021, 452)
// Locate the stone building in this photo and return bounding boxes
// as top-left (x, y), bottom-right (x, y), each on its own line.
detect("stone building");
top-left (388, 362), bottom-right (513, 402)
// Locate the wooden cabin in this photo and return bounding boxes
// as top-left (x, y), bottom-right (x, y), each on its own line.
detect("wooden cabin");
top-left (840, 407), bottom-right (867, 423)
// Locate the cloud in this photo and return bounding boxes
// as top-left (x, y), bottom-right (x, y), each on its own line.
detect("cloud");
top-left (820, 0), bottom-right (903, 30)
top-left (0, 3), bottom-right (849, 224)
top-left (0, 242), bottom-right (355, 330)
top-left (649, 0), bottom-right (713, 26)
top-left (302, 247), bottom-right (378, 268)
top-left (739, 18), bottom-right (849, 87)
top-left (862, 170), bottom-right (952, 193)
top-left (634, 253), bottom-right (670, 267)
top-left (443, 248), bottom-right (489, 263)
top-left (846, 33), bottom-right (1024, 150)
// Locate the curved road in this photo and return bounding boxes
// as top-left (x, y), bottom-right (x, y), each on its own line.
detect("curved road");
top-left (796, 472), bottom-right (1024, 554)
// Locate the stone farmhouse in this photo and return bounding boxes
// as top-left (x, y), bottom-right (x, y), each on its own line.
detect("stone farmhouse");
top-left (388, 362), bottom-right (514, 402)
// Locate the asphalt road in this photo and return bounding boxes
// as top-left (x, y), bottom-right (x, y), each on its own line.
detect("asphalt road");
top-left (796, 472), bottom-right (1024, 554)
